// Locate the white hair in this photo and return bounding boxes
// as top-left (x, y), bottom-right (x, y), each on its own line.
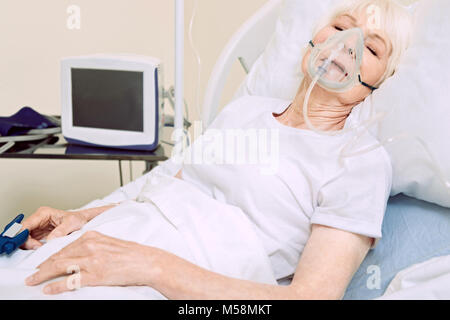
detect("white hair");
top-left (312, 0), bottom-right (415, 87)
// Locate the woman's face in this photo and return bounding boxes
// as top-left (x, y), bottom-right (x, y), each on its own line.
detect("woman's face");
top-left (301, 8), bottom-right (392, 105)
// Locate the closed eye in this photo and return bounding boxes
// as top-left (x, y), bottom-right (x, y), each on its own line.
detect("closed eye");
top-left (366, 46), bottom-right (378, 57)
top-left (334, 25), bottom-right (344, 31)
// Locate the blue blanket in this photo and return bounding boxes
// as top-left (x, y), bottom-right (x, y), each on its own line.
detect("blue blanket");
top-left (344, 194), bottom-right (450, 300)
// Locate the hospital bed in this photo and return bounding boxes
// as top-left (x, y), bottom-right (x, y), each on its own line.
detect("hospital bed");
top-left (200, 0), bottom-right (450, 299)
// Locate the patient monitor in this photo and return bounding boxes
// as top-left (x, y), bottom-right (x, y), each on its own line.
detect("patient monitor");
top-left (61, 54), bottom-right (164, 151)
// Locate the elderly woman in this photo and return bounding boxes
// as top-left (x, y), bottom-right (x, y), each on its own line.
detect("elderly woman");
top-left (21, 0), bottom-right (413, 299)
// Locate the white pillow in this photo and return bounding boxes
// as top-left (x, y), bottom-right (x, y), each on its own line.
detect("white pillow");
top-left (240, 0), bottom-right (450, 208)
top-left (368, 0), bottom-right (450, 207)
top-left (244, 0), bottom-right (341, 100)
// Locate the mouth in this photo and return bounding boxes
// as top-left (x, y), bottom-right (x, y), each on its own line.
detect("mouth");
top-left (331, 60), bottom-right (346, 74)
top-left (320, 57), bottom-right (346, 74)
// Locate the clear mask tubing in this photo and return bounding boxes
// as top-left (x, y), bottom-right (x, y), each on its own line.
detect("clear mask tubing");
top-left (303, 28), bottom-right (450, 194)
top-left (188, 0), bottom-right (202, 120)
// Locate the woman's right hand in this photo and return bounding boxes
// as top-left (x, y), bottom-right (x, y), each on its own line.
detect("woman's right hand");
top-left (20, 207), bottom-right (89, 250)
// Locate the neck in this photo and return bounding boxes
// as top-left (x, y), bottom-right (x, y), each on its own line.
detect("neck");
top-left (277, 78), bottom-right (356, 132)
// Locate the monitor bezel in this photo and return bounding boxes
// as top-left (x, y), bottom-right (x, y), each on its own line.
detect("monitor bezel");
top-left (61, 54), bottom-right (160, 149)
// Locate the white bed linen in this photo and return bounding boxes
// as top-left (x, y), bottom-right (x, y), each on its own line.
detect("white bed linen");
top-left (378, 255), bottom-right (450, 300)
top-left (0, 172), bottom-right (276, 299)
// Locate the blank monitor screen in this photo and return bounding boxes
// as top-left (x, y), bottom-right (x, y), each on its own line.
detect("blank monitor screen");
top-left (71, 68), bottom-right (144, 132)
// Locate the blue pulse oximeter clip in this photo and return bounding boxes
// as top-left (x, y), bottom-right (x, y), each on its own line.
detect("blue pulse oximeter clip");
top-left (0, 214), bottom-right (29, 255)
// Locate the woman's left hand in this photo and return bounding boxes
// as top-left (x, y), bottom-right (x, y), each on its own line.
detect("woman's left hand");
top-left (25, 231), bottom-right (157, 295)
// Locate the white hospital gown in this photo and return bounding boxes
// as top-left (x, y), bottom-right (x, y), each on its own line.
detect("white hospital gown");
top-left (180, 95), bottom-right (393, 280)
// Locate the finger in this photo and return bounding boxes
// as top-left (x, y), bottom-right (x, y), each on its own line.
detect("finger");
top-left (42, 278), bottom-right (72, 295)
top-left (30, 226), bottom-right (53, 240)
top-left (19, 215), bottom-right (46, 250)
top-left (21, 210), bottom-right (50, 232)
top-left (26, 258), bottom-right (85, 286)
top-left (42, 271), bottom-right (93, 295)
top-left (46, 222), bottom-right (76, 241)
top-left (21, 228), bottom-right (52, 249)
top-left (14, 229), bottom-right (32, 251)
top-left (21, 236), bottom-right (43, 250)
top-left (20, 222), bottom-right (51, 250)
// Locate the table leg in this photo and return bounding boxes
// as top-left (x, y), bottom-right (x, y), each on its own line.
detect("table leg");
top-left (129, 160), bottom-right (133, 181)
top-left (144, 161), bottom-right (157, 174)
top-left (118, 160), bottom-right (123, 187)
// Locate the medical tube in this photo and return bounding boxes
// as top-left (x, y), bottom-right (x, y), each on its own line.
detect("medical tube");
top-left (188, 0), bottom-right (202, 120)
top-left (339, 126), bottom-right (450, 192)
top-left (302, 71), bottom-right (450, 195)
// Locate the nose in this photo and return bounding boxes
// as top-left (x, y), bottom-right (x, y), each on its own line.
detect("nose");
top-left (343, 42), bottom-right (356, 60)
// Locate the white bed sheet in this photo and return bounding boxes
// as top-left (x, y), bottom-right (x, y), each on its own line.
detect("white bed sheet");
top-left (0, 172), bottom-right (277, 299)
top-left (378, 255), bottom-right (450, 300)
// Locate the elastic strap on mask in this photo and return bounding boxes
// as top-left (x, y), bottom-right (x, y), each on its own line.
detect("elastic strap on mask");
top-left (358, 75), bottom-right (378, 91)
